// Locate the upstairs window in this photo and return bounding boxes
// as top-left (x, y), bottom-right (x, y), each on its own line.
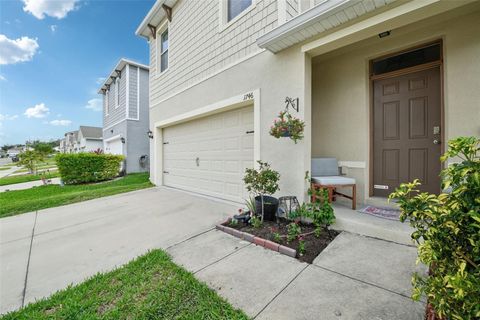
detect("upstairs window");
top-left (160, 28), bottom-right (169, 72)
top-left (227, 0), bottom-right (252, 22)
top-left (105, 90), bottom-right (109, 116)
top-left (115, 78), bottom-right (120, 108)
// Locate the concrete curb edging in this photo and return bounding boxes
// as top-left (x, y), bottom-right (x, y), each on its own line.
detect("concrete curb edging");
top-left (216, 221), bottom-right (297, 258)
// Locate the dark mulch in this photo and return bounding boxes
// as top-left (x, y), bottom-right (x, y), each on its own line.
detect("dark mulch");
top-left (223, 219), bottom-right (339, 264)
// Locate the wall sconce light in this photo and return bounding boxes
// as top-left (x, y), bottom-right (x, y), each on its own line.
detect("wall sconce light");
top-left (147, 130), bottom-right (154, 139)
top-left (121, 137), bottom-right (126, 144)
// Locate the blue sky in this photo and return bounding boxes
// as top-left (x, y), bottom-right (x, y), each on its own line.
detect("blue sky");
top-left (0, 0), bottom-right (154, 145)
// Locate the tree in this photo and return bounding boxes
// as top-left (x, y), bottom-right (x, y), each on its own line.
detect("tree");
top-left (18, 150), bottom-right (44, 174)
top-left (33, 142), bottom-right (54, 156)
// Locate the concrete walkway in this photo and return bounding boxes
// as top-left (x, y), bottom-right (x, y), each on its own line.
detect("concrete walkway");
top-left (1, 187), bottom-right (425, 318)
top-left (0, 178), bottom-right (61, 193)
top-left (0, 166), bottom-right (20, 179)
top-left (168, 230), bottom-right (426, 319)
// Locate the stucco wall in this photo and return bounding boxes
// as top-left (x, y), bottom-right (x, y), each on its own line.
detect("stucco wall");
top-left (150, 46), bottom-right (311, 201)
top-left (311, 9), bottom-right (480, 203)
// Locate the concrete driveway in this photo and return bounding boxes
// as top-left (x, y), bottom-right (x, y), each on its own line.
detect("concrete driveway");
top-left (0, 187), bottom-right (235, 314)
top-left (1, 187), bottom-right (425, 319)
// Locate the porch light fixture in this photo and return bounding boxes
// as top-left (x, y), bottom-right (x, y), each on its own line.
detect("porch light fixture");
top-left (121, 137), bottom-right (126, 144)
top-left (147, 130), bottom-right (154, 139)
top-left (378, 31), bottom-right (391, 38)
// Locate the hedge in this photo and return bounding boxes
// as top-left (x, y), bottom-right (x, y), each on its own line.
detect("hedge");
top-left (55, 153), bottom-right (124, 184)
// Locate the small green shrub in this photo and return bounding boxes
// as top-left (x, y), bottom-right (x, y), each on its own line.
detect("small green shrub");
top-left (389, 136), bottom-right (480, 319)
top-left (56, 153), bottom-right (124, 184)
top-left (287, 222), bottom-right (301, 243)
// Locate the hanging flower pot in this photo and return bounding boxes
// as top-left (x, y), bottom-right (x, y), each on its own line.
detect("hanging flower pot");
top-left (269, 111), bottom-right (305, 143)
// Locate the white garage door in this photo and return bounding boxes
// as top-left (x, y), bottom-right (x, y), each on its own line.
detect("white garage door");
top-left (105, 138), bottom-right (123, 155)
top-left (163, 105), bottom-right (254, 203)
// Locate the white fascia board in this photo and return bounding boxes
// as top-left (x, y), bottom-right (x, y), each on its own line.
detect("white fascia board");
top-left (257, 0), bottom-right (359, 51)
top-left (300, 0), bottom-right (469, 55)
top-left (136, 0), bottom-right (177, 39)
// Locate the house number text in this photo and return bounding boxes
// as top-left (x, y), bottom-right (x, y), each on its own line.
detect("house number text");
top-left (243, 92), bottom-right (254, 101)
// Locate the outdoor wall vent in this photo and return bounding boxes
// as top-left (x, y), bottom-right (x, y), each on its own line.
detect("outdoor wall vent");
top-left (378, 31), bottom-right (391, 38)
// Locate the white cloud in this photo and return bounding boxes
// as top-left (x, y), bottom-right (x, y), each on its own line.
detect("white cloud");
top-left (0, 114), bottom-right (18, 121)
top-left (50, 119), bottom-right (71, 126)
top-left (0, 34), bottom-right (39, 65)
top-left (96, 77), bottom-right (106, 85)
top-left (24, 103), bottom-right (50, 118)
top-left (0, 75), bottom-right (6, 81)
top-left (50, 24), bottom-right (57, 32)
top-left (22, 0), bottom-right (79, 20)
top-left (85, 98), bottom-right (102, 112)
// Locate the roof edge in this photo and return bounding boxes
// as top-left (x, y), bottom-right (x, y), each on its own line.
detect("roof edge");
top-left (97, 58), bottom-right (149, 94)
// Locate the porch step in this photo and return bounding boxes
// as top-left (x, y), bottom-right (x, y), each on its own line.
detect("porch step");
top-left (331, 204), bottom-right (413, 246)
top-left (365, 197), bottom-right (400, 210)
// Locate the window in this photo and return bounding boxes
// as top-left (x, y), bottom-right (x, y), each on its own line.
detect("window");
top-left (372, 43), bottom-right (441, 76)
top-left (227, 0), bottom-right (252, 22)
top-left (115, 78), bottom-right (120, 108)
top-left (160, 29), bottom-right (168, 72)
top-left (105, 90), bottom-right (109, 116)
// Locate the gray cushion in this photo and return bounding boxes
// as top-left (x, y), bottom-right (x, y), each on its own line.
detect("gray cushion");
top-left (311, 158), bottom-right (339, 176)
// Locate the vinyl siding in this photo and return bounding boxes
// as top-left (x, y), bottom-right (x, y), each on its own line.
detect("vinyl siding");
top-left (286, 0), bottom-right (299, 21)
top-left (128, 66), bottom-right (138, 119)
top-left (149, 0), bottom-right (278, 106)
top-left (104, 65), bottom-right (127, 127)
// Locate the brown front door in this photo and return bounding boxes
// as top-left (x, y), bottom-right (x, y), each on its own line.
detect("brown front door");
top-left (373, 67), bottom-right (442, 197)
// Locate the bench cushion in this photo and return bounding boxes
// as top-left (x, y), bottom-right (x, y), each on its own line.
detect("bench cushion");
top-left (312, 176), bottom-right (356, 185)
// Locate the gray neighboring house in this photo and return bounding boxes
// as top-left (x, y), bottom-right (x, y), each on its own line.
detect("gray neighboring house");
top-left (78, 126), bottom-right (103, 152)
top-left (98, 58), bottom-right (150, 173)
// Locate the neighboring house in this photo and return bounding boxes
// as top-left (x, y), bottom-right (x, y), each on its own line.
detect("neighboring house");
top-left (78, 126), bottom-right (103, 152)
top-left (98, 58), bottom-right (150, 173)
top-left (6, 148), bottom-right (22, 158)
top-left (64, 131), bottom-right (79, 153)
top-left (59, 139), bottom-right (66, 153)
top-left (137, 0), bottom-right (480, 204)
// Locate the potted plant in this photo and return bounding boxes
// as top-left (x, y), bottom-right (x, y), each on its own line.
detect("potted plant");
top-left (243, 161), bottom-right (280, 221)
top-left (269, 110), bottom-right (305, 144)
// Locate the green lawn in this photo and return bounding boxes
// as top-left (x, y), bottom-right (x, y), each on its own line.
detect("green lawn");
top-left (1, 250), bottom-right (248, 320)
top-left (0, 173), bottom-right (153, 218)
top-left (0, 167), bottom-right (10, 171)
top-left (14, 164), bottom-right (57, 173)
top-left (0, 171), bottom-right (60, 186)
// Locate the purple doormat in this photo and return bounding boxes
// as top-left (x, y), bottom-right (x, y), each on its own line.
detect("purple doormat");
top-left (358, 205), bottom-right (402, 221)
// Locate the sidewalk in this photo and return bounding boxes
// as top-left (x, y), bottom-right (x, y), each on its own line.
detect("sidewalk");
top-left (0, 178), bottom-right (61, 193)
top-left (167, 230), bottom-right (426, 319)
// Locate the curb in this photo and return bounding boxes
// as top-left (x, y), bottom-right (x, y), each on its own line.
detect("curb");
top-left (216, 221), bottom-right (297, 259)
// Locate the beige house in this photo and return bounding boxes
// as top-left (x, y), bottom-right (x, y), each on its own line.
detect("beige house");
top-left (137, 0), bottom-right (480, 205)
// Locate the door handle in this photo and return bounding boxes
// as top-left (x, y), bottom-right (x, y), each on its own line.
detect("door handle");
top-left (433, 139), bottom-right (441, 145)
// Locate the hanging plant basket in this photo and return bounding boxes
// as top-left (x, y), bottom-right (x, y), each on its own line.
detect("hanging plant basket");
top-left (269, 110), bottom-right (305, 143)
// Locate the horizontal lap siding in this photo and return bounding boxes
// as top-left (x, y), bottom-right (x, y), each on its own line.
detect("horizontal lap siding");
top-left (149, 0), bottom-right (278, 106)
top-left (104, 65), bottom-right (127, 127)
top-left (129, 66), bottom-right (138, 119)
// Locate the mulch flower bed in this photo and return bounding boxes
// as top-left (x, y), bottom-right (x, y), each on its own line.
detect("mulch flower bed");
top-left (222, 220), bottom-right (339, 264)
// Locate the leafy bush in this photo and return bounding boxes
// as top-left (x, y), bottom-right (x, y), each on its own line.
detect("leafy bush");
top-left (389, 136), bottom-right (480, 320)
top-left (56, 153), bottom-right (124, 184)
top-left (244, 161), bottom-right (280, 221)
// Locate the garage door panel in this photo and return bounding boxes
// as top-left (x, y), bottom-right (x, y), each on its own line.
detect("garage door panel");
top-left (163, 105), bottom-right (254, 203)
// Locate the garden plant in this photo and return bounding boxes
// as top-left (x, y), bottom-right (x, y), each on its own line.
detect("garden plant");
top-left (269, 110), bottom-right (305, 144)
top-left (390, 136), bottom-right (480, 320)
top-left (243, 161), bottom-right (280, 222)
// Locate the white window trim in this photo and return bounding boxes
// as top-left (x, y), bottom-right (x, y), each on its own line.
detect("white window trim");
top-left (156, 20), bottom-right (169, 78)
top-left (218, 0), bottom-right (256, 33)
top-left (105, 90), bottom-right (109, 116)
top-left (115, 77), bottom-right (120, 109)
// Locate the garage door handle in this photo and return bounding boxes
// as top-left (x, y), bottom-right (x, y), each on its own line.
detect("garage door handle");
top-left (195, 157), bottom-right (200, 167)
top-left (246, 130), bottom-right (254, 134)
top-left (163, 171), bottom-right (169, 174)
